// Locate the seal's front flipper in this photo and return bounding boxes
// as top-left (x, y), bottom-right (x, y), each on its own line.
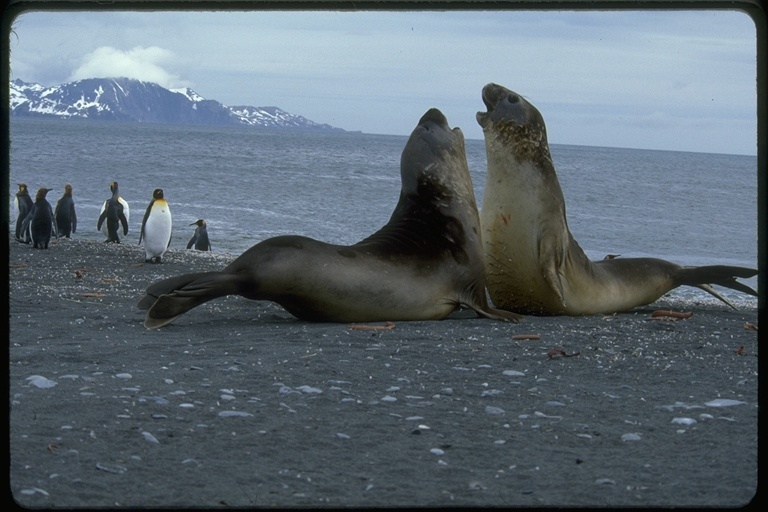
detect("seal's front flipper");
top-left (539, 243), bottom-right (568, 309)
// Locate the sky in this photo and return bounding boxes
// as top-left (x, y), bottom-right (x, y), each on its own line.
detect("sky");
top-left (6, 7), bottom-right (759, 155)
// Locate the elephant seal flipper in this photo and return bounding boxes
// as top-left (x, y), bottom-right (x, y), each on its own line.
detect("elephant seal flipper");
top-left (139, 108), bottom-right (522, 327)
top-left (141, 270), bottom-right (257, 328)
top-left (477, 82), bottom-right (757, 315)
top-left (695, 284), bottom-right (737, 310)
top-left (678, 265), bottom-right (759, 309)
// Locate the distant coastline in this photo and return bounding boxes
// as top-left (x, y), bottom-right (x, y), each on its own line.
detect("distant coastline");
top-left (8, 111), bottom-right (364, 135)
top-left (9, 77), bottom-right (348, 132)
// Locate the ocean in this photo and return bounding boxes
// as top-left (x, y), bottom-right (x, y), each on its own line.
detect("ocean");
top-left (8, 116), bottom-right (758, 304)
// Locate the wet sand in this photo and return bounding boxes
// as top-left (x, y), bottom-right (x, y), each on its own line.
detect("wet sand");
top-left (8, 236), bottom-right (759, 508)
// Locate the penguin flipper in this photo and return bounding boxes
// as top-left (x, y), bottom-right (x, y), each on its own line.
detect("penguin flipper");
top-left (119, 213), bottom-right (129, 236)
top-left (49, 205), bottom-right (58, 239)
top-left (20, 207), bottom-right (35, 240)
top-left (97, 210), bottom-right (108, 231)
top-left (186, 234), bottom-right (197, 250)
top-left (139, 271), bottom-right (244, 329)
top-left (139, 203), bottom-right (152, 244)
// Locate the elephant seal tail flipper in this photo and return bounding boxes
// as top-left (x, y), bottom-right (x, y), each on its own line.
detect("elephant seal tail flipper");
top-left (462, 284), bottom-right (524, 322)
top-left (676, 265), bottom-right (758, 310)
top-left (475, 305), bottom-right (524, 322)
top-left (138, 271), bottom-right (245, 329)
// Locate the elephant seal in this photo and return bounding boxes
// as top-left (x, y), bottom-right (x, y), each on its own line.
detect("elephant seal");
top-left (138, 108), bottom-right (522, 328)
top-left (476, 82), bottom-right (757, 315)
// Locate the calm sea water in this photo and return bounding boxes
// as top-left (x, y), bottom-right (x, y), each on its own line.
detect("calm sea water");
top-left (8, 117), bottom-right (758, 303)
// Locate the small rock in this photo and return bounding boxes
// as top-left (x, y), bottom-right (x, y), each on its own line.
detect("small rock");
top-left (26, 375), bottom-right (57, 388)
top-left (296, 385), bottom-right (322, 394)
top-left (705, 399), bottom-right (746, 407)
top-left (141, 431), bottom-right (160, 444)
top-left (96, 462), bottom-right (127, 474)
top-left (218, 410), bottom-right (253, 417)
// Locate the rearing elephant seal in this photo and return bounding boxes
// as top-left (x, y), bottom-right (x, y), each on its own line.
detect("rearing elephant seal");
top-left (476, 82), bottom-right (757, 315)
top-left (138, 108), bottom-right (522, 328)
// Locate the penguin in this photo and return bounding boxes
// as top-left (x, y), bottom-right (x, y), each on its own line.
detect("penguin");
top-left (186, 219), bottom-right (212, 251)
top-left (139, 188), bottom-right (172, 263)
top-left (54, 183), bottom-right (77, 238)
top-left (14, 183), bottom-right (34, 243)
top-left (97, 181), bottom-right (129, 243)
top-left (21, 188), bottom-right (58, 249)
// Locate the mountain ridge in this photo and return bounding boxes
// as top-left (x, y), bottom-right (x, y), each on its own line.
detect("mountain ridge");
top-left (9, 77), bottom-right (346, 131)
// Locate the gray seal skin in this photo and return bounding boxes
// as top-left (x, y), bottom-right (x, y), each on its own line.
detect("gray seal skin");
top-left (477, 82), bottom-right (757, 315)
top-left (138, 108), bottom-right (522, 328)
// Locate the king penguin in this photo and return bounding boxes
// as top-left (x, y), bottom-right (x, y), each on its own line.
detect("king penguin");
top-left (97, 181), bottom-right (129, 243)
top-left (139, 188), bottom-right (173, 263)
top-left (54, 183), bottom-right (77, 238)
top-left (14, 183), bottom-right (34, 243)
top-left (21, 188), bottom-right (58, 249)
top-left (186, 219), bottom-right (212, 251)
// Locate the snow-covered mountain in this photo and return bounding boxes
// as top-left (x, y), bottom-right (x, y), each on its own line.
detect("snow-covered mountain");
top-left (9, 77), bottom-right (345, 131)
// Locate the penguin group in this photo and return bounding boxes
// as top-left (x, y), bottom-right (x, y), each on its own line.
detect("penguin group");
top-left (15, 182), bottom-right (84, 247)
top-left (13, 180), bottom-right (213, 261)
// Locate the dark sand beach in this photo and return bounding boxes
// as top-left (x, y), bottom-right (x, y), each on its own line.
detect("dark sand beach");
top-left (8, 236), bottom-right (759, 508)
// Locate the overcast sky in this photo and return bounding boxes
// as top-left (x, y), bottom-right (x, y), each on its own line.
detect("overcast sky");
top-left (8, 8), bottom-right (758, 155)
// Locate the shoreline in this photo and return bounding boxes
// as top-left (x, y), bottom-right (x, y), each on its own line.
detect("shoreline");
top-left (9, 236), bottom-right (759, 507)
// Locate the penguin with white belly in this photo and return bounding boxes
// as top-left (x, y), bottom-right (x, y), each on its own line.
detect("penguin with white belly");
top-left (139, 188), bottom-right (172, 263)
top-left (14, 183), bottom-right (34, 242)
top-left (97, 181), bottom-right (129, 243)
